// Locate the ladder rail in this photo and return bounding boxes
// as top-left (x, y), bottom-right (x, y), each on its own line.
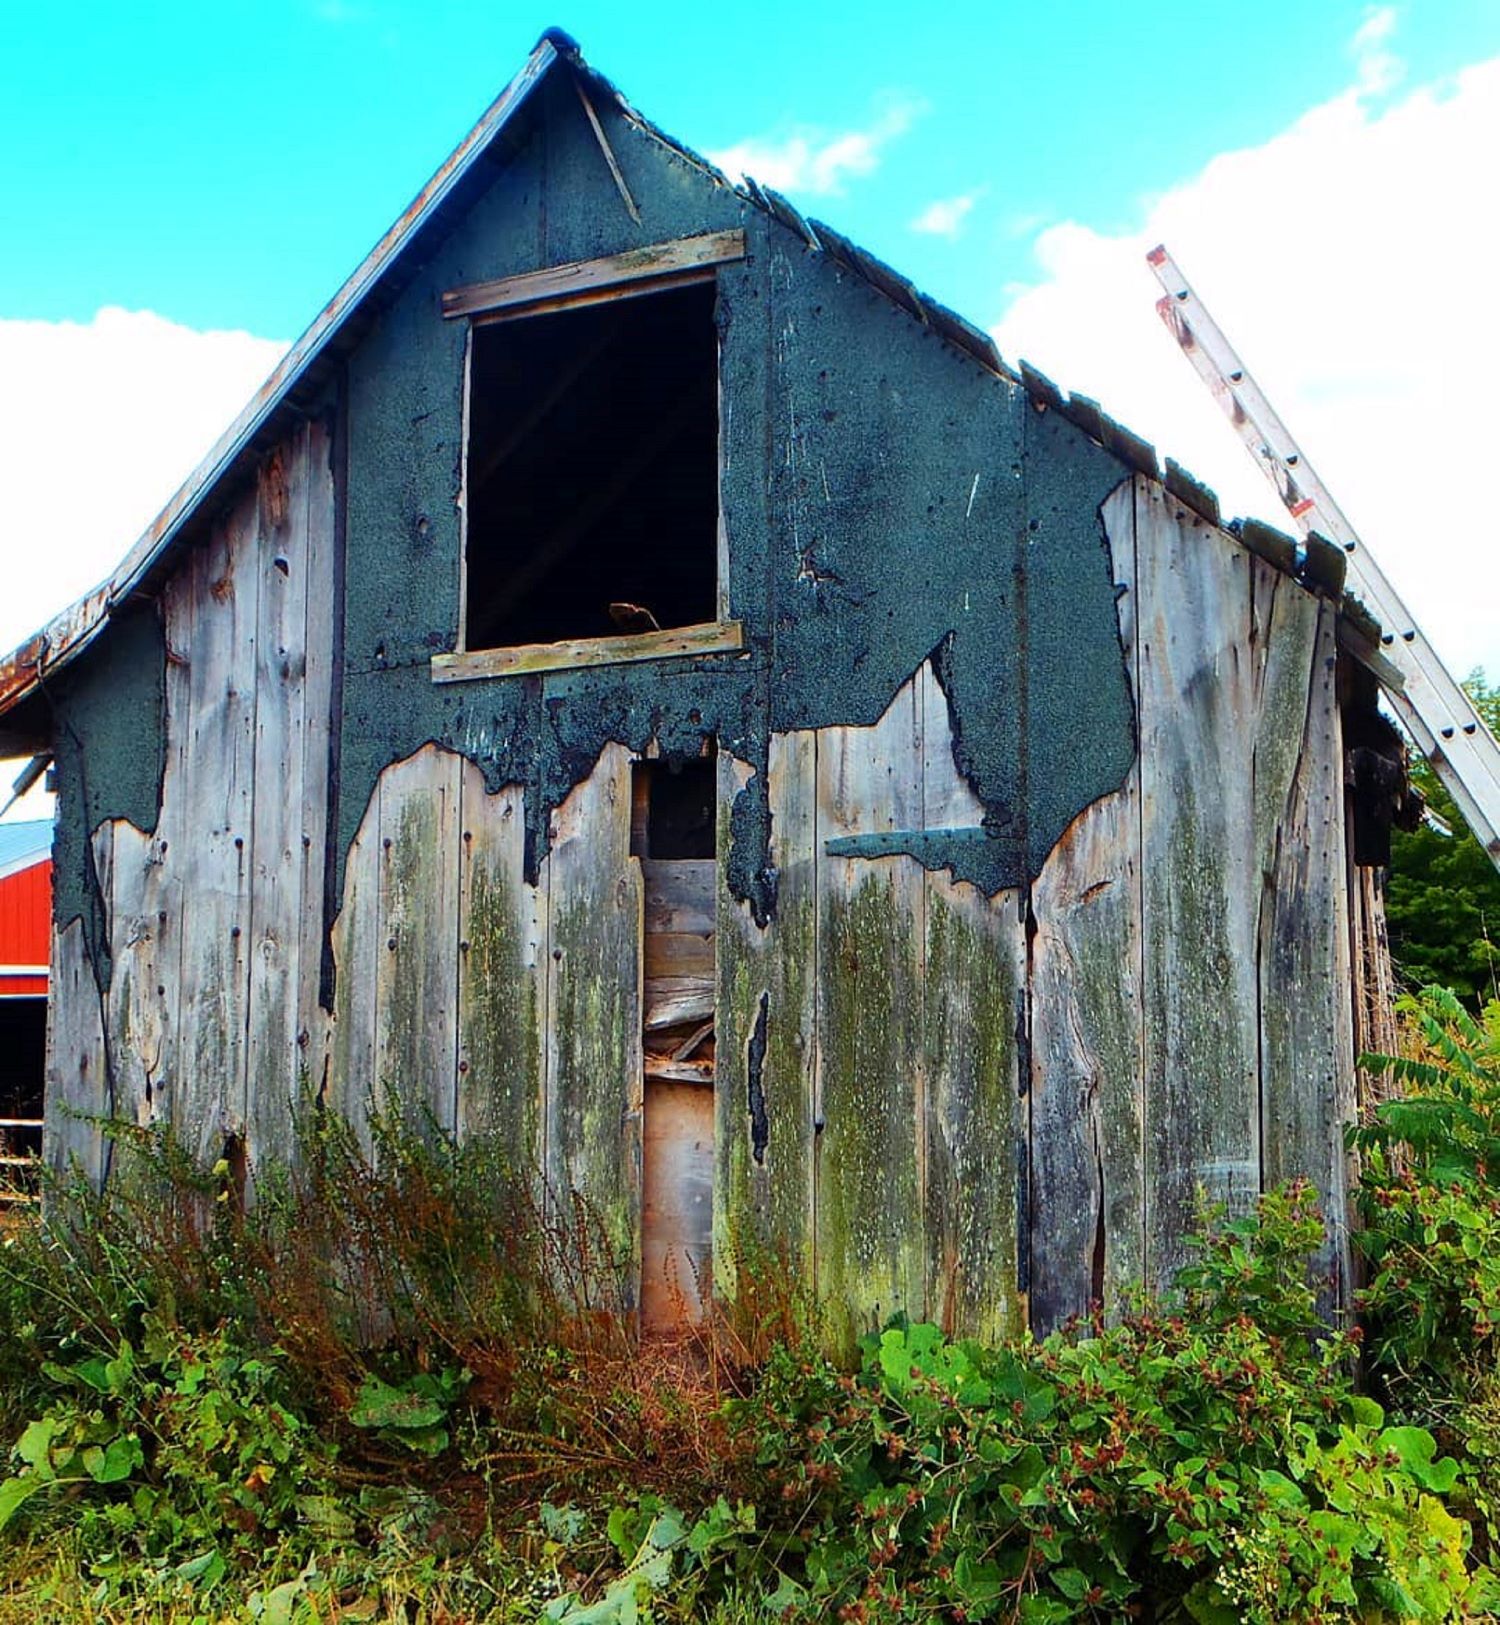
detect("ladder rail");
top-left (1146, 244), bottom-right (1500, 869)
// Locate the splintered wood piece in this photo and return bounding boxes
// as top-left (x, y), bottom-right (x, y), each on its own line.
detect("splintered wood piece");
top-left (644, 1053), bottom-right (715, 1084)
top-left (671, 1019), bottom-right (714, 1061)
top-left (644, 985), bottom-right (713, 1031)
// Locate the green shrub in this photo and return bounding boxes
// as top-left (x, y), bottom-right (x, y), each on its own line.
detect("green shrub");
top-left (1356, 986), bottom-right (1500, 1563)
top-left (547, 1186), bottom-right (1490, 1623)
top-left (5, 1035), bottom-right (1500, 1621)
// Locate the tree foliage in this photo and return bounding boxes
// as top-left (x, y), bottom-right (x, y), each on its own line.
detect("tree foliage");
top-left (1387, 670), bottom-right (1500, 1006)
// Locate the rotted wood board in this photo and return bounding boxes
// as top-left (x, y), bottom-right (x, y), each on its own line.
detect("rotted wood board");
top-left (455, 764), bottom-right (546, 1176)
top-left (1027, 478), bottom-right (1144, 1331)
top-left (542, 742), bottom-right (644, 1298)
top-left (1136, 478), bottom-right (1263, 1291)
top-left (815, 675), bottom-right (926, 1353)
top-left (714, 736), bottom-right (818, 1294)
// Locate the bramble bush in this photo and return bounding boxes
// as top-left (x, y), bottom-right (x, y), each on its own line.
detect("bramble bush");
top-left (545, 1186), bottom-right (1487, 1623)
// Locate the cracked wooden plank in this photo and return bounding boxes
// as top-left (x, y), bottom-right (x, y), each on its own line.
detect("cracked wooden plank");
top-left (715, 735), bottom-right (818, 1300)
top-left (543, 742), bottom-right (643, 1300)
top-left (456, 764), bottom-right (545, 1174)
top-left (1137, 477), bottom-right (1261, 1290)
top-left (1028, 478), bottom-right (1144, 1331)
top-left (1254, 583), bottom-right (1355, 1309)
top-left (246, 431), bottom-right (314, 1167)
top-left (815, 679), bottom-right (925, 1353)
top-left (176, 483), bottom-right (259, 1168)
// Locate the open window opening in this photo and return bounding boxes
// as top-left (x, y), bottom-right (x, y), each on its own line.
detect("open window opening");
top-left (635, 755), bottom-right (717, 1330)
top-left (464, 280), bottom-right (720, 654)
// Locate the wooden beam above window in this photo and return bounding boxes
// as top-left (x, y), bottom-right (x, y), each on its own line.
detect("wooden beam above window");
top-left (432, 619), bottom-right (745, 682)
top-left (442, 230), bottom-right (747, 321)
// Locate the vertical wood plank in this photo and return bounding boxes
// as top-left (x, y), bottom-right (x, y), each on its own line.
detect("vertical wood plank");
top-left (94, 820), bottom-right (177, 1134)
top-left (919, 661), bottom-right (1027, 1342)
top-left (543, 742), bottom-right (643, 1295)
top-left (246, 432), bottom-right (312, 1168)
top-left (374, 746), bottom-right (462, 1134)
top-left (815, 679), bottom-right (925, 1352)
top-left (176, 489), bottom-right (259, 1167)
top-left (1136, 478), bottom-right (1261, 1291)
top-left (328, 783), bottom-right (382, 1149)
top-left (1256, 592), bottom-right (1355, 1306)
top-left (924, 870), bottom-right (1026, 1342)
top-left (1027, 478), bottom-right (1145, 1329)
top-left (456, 762), bottom-right (546, 1178)
top-left (715, 736), bottom-right (818, 1300)
top-left (642, 1079), bottom-right (715, 1326)
top-left (297, 419), bottom-right (338, 1130)
top-left (45, 918), bottom-right (108, 1185)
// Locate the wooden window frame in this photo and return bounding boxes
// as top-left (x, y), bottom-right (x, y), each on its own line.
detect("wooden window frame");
top-left (436, 231), bottom-right (745, 684)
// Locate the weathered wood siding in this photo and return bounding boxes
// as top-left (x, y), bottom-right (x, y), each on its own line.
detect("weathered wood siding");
top-left (48, 458), bottom-right (1357, 1336)
top-left (1026, 476), bottom-right (1354, 1324)
top-left (46, 420), bottom-right (337, 1182)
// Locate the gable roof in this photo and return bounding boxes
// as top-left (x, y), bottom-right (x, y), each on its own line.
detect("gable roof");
top-left (0, 31), bottom-right (1383, 735)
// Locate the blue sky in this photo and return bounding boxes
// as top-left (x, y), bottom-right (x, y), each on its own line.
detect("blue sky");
top-left (6, 1), bottom-right (1497, 338)
top-left (2, 0), bottom-right (1499, 825)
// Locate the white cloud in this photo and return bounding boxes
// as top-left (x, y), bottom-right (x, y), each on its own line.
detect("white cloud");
top-left (992, 38), bottom-right (1500, 684)
top-left (1353, 6), bottom-right (1404, 96)
top-left (0, 308), bottom-right (286, 659)
top-left (709, 98), bottom-right (923, 197)
top-left (911, 192), bottom-right (979, 239)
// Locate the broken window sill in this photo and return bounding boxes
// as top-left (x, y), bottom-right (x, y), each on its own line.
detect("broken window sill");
top-left (431, 620), bottom-right (744, 682)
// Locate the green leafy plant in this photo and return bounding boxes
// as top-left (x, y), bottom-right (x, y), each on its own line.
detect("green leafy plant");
top-left (1388, 670), bottom-right (1500, 1006)
top-left (1356, 985), bottom-right (1500, 1564)
top-left (567, 1186), bottom-right (1489, 1623)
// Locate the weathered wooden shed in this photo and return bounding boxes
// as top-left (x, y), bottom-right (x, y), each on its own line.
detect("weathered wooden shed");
top-left (0, 33), bottom-right (1406, 1341)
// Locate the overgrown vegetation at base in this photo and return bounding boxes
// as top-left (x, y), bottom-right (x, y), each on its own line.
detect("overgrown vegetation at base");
top-left (1, 992), bottom-right (1498, 1621)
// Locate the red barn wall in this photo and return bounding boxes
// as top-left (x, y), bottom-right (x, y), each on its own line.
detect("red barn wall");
top-left (0, 860), bottom-right (50, 997)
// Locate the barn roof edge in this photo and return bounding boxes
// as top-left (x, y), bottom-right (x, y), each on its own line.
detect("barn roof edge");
top-left (0, 35), bottom-right (1387, 721)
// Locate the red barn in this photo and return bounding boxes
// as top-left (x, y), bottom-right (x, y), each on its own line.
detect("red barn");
top-left (0, 820), bottom-right (51, 1178)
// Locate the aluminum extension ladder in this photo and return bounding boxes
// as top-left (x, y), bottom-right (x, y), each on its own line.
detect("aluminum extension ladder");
top-left (1147, 245), bottom-right (1500, 872)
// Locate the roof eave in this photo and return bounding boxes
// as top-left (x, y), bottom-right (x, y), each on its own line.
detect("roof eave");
top-left (0, 35), bottom-right (560, 724)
